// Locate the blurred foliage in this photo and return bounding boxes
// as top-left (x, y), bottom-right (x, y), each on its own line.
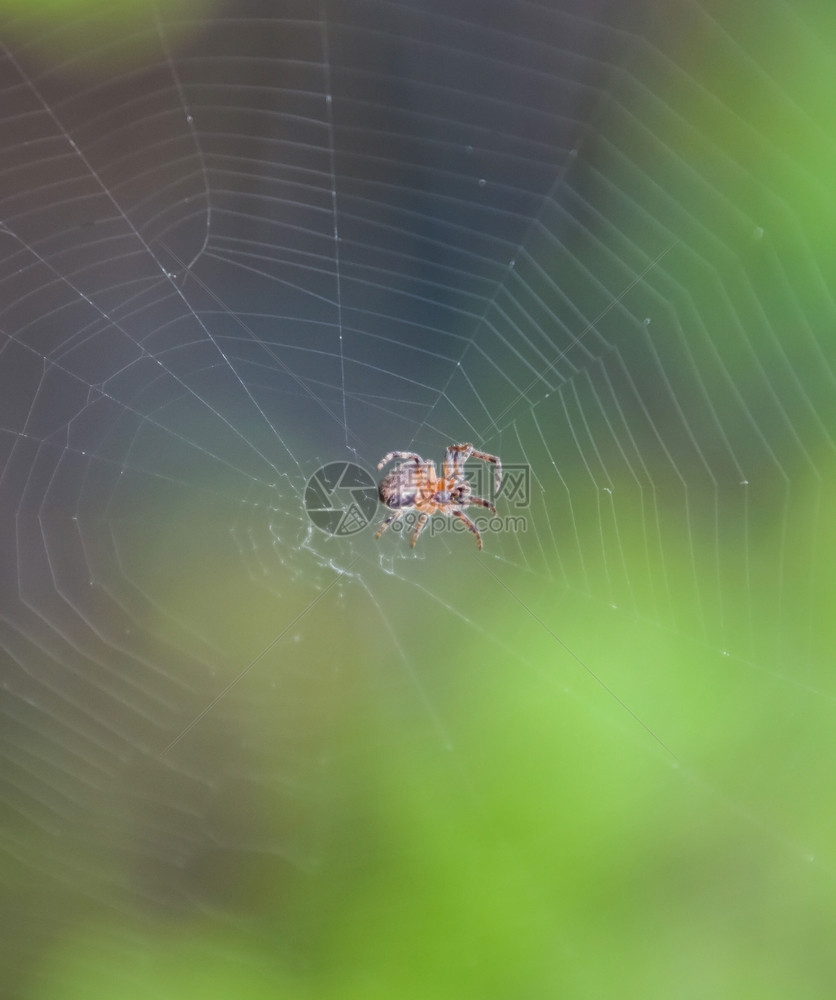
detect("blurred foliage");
top-left (0, 0), bottom-right (217, 74)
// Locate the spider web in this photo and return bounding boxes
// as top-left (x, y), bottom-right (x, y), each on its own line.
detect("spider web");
top-left (2, 0), bottom-right (835, 996)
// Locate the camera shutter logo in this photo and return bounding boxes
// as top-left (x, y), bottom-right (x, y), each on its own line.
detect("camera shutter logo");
top-left (304, 462), bottom-right (378, 536)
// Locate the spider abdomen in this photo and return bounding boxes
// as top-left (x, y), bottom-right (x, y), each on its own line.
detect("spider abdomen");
top-left (378, 471), bottom-right (417, 508)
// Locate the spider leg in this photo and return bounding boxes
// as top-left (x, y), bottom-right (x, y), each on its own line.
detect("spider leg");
top-left (451, 508), bottom-right (483, 550)
top-left (375, 509), bottom-right (404, 538)
top-left (410, 511), bottom-right (430, 548)
top-left (424, 459), bottom-right (438, 489)
top-left (377, 451), bottom-right (422, 471)
top-left (444, 442), bottom-right (473, 478)
top-left (470, 449), bottom-right (502, 494)
top-left (466, 495), bottom-right (496, 516)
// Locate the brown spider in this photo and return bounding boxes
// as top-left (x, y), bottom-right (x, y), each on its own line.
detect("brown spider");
top-left (375, 443), bottom-right (501, 550)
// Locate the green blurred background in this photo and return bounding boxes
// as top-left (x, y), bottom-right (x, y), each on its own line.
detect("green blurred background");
top-left (1, 1), bottom-right (835, 998)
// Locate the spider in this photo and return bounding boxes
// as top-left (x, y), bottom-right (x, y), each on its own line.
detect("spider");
top-left (375, 443), bottom-right (501, 550)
